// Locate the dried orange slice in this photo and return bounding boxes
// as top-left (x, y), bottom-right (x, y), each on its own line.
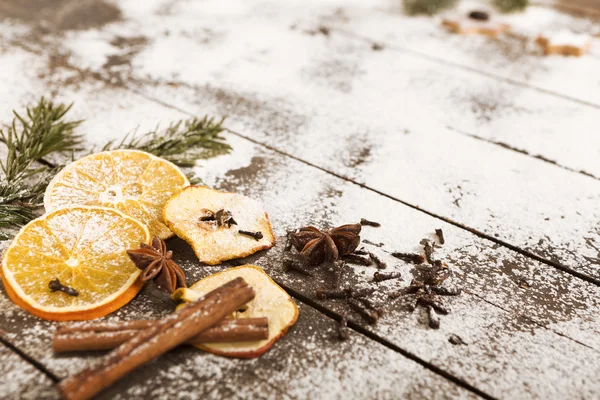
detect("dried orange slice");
top-left (173, 265), bottom-right (298, 358)
top-left (1, 206), bottom-right (150, 321)
top-left (44, 149), bottom-right (189, 239)
top-left (163, 186), bottom-right (275, 265)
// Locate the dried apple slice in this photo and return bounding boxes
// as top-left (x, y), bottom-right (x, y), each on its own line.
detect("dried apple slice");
top-left (163, 186), bottom-right (275, 265)
top-left (172, 265), bottom-right (298, 358)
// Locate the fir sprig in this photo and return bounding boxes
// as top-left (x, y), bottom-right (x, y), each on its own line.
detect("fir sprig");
top-left (1, 98), bottom-right (83, 238)
top-left (402, 0), bottom-right (458, 15)
top-left (1, 99), bottom-right (231, 239)
top-left (102, 116), bottom-right (231, 167)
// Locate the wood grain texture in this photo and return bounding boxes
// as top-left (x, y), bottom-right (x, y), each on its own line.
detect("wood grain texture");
top-left (0, 284), bottom-right (476, 399)
top-left (0, 341), bottom-right (59, 399)
top-left (0, 85), bottom-right (595, 398)
top-left (0, 0), bottom-right (599, 398)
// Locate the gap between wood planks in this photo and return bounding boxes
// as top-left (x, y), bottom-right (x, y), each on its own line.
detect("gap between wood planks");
top-left (333, 28), bottom-right (600, 111)
top-left (8, 39), bottom-right (599, 285)
top-left (0, 331), bottom-right (60, 384)
top-left (448, 127), bottom-right (600, 181)
top-left (278, 283), bottom-right (496, 400)
top-left (126, 85), bottom-right (600, 288)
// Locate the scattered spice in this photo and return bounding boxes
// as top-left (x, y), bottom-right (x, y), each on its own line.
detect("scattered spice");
top-left (360, 218), bottom-right (381, 227)
top-left (318, 26), bottom-right (330, 36)
top-left (343, 253), bottom-right (372, 266)
top-left (347, 298), bottom-right (379, 325)
top-left (448, 334), bottom-right (467, 345)
top-left (374, 271), bottom-right (402, 282)
top-left (391, 252), bottom-right (425, 264)
top-left (363, 239), bottom-right (384, 247)
top-left (368, 252), bottom-right (387, 269)
top-left (290, 224), bottom-right (361, 265)
top-left (337, 315), bottom-right (349, 341)
top-left (389, 262), bottom-right (460, 329)
top-left (238, 230), bottom-right (263, 241)
top-left (316, 288), bottom-right (348, 300)
top-left (127, 236), bottom-right (187, 294)
top-left (371, 42), bottom-right (384, 51)
top-left (435, 228), bottom-right (445, 245)
top-left (197, 208), bottom-right (237, 227)
top-left (348, 287), bottom-right (376, 299)
top-left (283, 258), bottom-right (314, 277)
top-left (519, 279), bottom-right (530, 289)
top-left (48, 278), bottom-right (78, 297)
top-left (420, 239), bottom-right (436, 264)
top-left (468, 10), bottom-right (489, 20)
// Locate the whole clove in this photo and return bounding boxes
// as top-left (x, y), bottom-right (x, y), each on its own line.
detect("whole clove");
top-left (343, 254), bottom-right (372, 266)
top-left (427, 306), bottom-right (440, 329)
top-left (238, 230), bottom-right (263, 241)
top-left (432, 286), bottom-right (461, 296)
top-left (391, 252), bottom-right (425, 265)
top-left (360, 218), bottom-right (381, 227)
top-left (316, 289), bottom-right (348, 300)
top-left (420, 239), bottom-right (436, 264)
top-left (337, 315), bottom-right (349, 341)
top-left (348, 287), bottom-right (376, 299)
top-left (468, 10), bottom-right (489, 21)
top-left (347, 298), bottom-right (379, 324)
top-left (358, 298), bottom-right (383, 316)
top-left (283, 258), bottom-right (314, 277)
top-left (368, 252), bottom-right (387, 269)
top-left (374, 271), bottom-right (402, 282)
top-left (417, 297), bottom-right (449, 315)
top-left (448, 334), bottom-right (467, 345)
top-left (435, 229), bottom-right (445, 245)
top-left (49, 278), bottom-right (78, 297)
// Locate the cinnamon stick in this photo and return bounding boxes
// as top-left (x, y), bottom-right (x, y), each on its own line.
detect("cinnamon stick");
top-left (58, 277), bottom-right (255, 400)
top-left (53, 318), bottom-right (269, 353)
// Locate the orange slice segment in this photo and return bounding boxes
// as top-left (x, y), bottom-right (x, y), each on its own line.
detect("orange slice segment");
top-left (44, 150), bottom-right (189, 239)
top-left (173, 265), bottom-right (298, 358)
top-left (1, 206), bottom-right (150, 321)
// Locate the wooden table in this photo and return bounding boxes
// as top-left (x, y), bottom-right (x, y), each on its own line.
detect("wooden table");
top-left (1, 0), bottom-right (599, 398)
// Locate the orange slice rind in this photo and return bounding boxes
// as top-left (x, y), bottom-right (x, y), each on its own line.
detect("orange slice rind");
top-left (44, 149), bottom-right (189, 239)
top-left (1, 206), bottom-right (150, 321)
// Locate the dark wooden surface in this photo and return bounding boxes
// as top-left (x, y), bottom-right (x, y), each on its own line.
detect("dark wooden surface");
top-left (0, 0), bottom-right (599, 399)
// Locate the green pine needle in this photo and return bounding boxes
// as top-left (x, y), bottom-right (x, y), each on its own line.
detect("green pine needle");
top-left (403, 0), bottom-right (458, 15)
top-left (0, 98), bottom-right (83, 238)
top-left (1, 99), bottom-right (230, 240)
top-left (493, 0), bottom-right (529, 12)
top-left (103, 116), bottom-right (231, 167)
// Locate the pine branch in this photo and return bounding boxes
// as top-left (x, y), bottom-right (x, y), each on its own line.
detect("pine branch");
top-left (103, 116), bottom-right (231, 167)
top-left (0, 98), bottom-right (83, 238)
top-left (493, 0), bottom-right (528, 12)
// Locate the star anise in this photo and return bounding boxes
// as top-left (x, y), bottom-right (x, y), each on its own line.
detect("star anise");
top-left (290, 224), bottom-right (361, 265)
top-left (198, 208), bottom-right (237, 228)
top-left (389, 261), bottom-right (461, 329)
top-left (127, 236), bottom-right (187, 294)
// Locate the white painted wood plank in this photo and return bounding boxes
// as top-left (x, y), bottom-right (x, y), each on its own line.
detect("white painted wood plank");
top-left (36, 0), bottom-right (597, 280)
top-left (2, 84), bottom-right (596, 398)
